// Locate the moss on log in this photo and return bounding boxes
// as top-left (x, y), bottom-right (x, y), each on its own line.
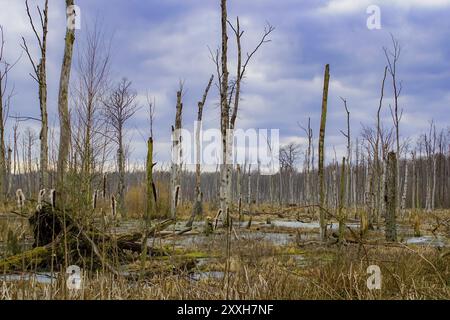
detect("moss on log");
top-left (0, 205), bottom-right (175, 273)
top-left (0, 246), bottom-right (50, 272)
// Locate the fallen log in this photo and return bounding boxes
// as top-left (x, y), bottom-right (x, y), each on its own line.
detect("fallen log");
top-left (0, 205), bottom-right (175, 273)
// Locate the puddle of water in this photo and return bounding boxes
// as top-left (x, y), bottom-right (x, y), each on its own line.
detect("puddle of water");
top-left (147, 230), bottom-right (299, 248)
top-left (405, 236), bottom-right (448, 247)
top-left (270, 220), bottom-right (321, 229)
top-left (0, 272), bottom-right (57, 284)
top-left (268, 220), bottom-right (360, 230)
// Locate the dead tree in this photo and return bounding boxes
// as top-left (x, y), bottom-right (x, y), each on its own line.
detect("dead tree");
top-left (0, 25), bottom-right (19, 200)
top-left (140, 95), bottom-right (156, 273)
top-left (339, 97), bottom-right (351, 208)
top-left (12, 121), bottom-right (21, 189)
top-left (338, 157), bottom-right (346, 244)
top-left (374, 66), bottom-right (388, 227)
top-left (236, 164), bottom-right (243, 223)
top-left (299, 118), bottom-right (313, 207)
top-left (6, 145), bottom-right (11, 197)
top-left (400, 145), bottom-right (409, 215)
top-left (384, 34), bottom-right (402, 208)
top-left (318, 64), bottom-right (330, 242)
top-left (72, 21), bottom-right (110, 207)
top-left (424, 121), bottom-right (437, 212)
top-left (145, 94), bottom-right (156, 221)
top-left (214, 0), bottom-right (273, 224)
top-left (187, 75), bottom-right (214, 227)
top-left (102, 78), bottom-right (138, 218)
top-left (385, 152), bottom-right (398, 242)
top-left (170, 86), bottom-right (183, 219)
top-left (216, 0), bottom-right (230, 222)
top-left (21, 0), bottom-right (49, 190)
top-left (279, 143), bottom-right (301, 205)
top-left (56, 0), bottom-right (76, 194)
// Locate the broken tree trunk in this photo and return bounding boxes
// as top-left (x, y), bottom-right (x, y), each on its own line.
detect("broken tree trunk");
top-left (318, 64), bottom-right (330, 242)
top-left (338, 157), bottom-right (346, 244)
top-left (385, 152), bottom-right (398, 242)
top-left (187, 75), bottom-right (214, 227)
top-left (170, 89), bottom-right (183, 219)
top-left (0, 204), bottom-right (175, 273)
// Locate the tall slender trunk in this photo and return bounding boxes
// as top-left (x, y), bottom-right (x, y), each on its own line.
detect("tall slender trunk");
top-left (56, 0), bottom-right (76, 195)
top-left (118, 134), bottom-right (125, 217)
top-left (338, 157), bottom-right (346, 244)
top-left (0, 80), bottom-right (5, 200)
top-left (219, 0), bottom-right (230, 224)
top-left (400, 162), bottom-right (408, 215)
top-left (6, 147), bottom-right (11, 198)
top-left (170, 90), bottom-right (183, 219)
top-left (145, 137), bottom-right (154, 221)
top-left (187, 75), bottom-right (213, 227)
top-left (39, 1), bottom-right (49, 191)
top-left (318, 64), bottom-right (330, 242)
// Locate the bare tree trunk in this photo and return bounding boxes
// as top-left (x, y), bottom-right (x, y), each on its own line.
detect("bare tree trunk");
top-left (22, 0), bottom-right (50, 191)
top-left (187, 75), bottom-right (213, 227)
top-left (236, 164), bottom-right (242, 224)
top-left (6, 146), bottom-right (11, 198)
top-left (56, 0), bottom-right (76, 194)
top-left (145, 137), bottom-right (154, 221)
top-left (411, 151), bottom-right (416, 210)
top-left (338, 157), bottom-right (346, 244)
top-left (353, 139), bottom-right (359, 218)
top-left (375, 66), bottom-right (387, 228)
top-left (247, 164), bottom-right (252, 205)
top-left (289, 169), bottom-right (294, 205)
top-left (256, 162), bottom-right (260, 206)
top-left (400, 161), bottom-right (408, 215)
top-left (384, 36), bottom-right (402, 209)
top-left (318, 64), bottom-right (330, 242)
top-left (27, 131), bottom-right (34, 197)
top-left (303, 118), bottom-right (312, 206)
top-left (170, 89), bottom-right (183, 219)
top-left (278, 168), bottom-right (282, 207)
top-left (117, 136), bottom-right (125, 216)
top-left (432, 153), bottom-right (437, 211)
top-left (340, 98), bottom-right (351, 208)
top-left (219, 0), bottom-right (230, 225)
top-left (385, 152), bottom-right (398, 242)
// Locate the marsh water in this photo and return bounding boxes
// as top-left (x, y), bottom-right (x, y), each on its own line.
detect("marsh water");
top-left (1, 215), bottom-right (448, 284)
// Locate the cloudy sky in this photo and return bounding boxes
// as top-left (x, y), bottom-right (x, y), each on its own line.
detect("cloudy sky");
top-left (0, 0), bottom-right (449, 167)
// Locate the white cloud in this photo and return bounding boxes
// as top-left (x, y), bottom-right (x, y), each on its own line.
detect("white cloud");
top-left (318, 0), bottom-right (450, 15)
